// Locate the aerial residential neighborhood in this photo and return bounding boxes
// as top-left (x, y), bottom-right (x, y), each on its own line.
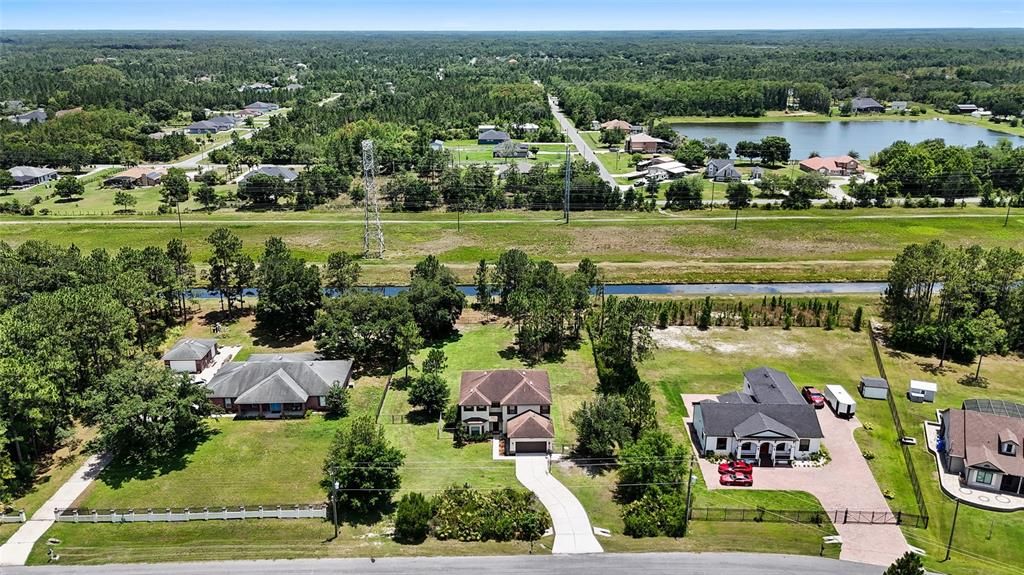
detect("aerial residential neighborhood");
top-left (0, 5), bottom-right (1022, 575)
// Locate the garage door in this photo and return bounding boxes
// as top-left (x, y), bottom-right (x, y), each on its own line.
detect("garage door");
top-left (515, 441), bottom-right (547, 454)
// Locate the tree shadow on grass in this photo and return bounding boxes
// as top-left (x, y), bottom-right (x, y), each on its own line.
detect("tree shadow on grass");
top-left (406, 409), bottom-right (439, 426)
top-left (915, 361), bottom-right (958, 377)
top-left (53, 197), bottom-right (82, 204)
top-left (95, 426), bottom-right (219, 490)
top-left (325, 499), bottom-right (396, 532)
top-left (250, 323), bottom-right (314, 349)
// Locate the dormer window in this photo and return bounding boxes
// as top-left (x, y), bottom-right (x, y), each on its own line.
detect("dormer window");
top-left (999, 441), bottom-right (1017, 456)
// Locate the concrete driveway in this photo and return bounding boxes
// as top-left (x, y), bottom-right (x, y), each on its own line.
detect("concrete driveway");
top-left (682, 395), bottom-right (909, 567)
top-left (515, 455), bottom-right (603, 554)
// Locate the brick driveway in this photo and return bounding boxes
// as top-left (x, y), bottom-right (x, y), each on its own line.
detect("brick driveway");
top-left (682, 394), bottom-right (909, 567)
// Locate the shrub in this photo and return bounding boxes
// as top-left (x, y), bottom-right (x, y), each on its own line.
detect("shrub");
top-left (862, 450), bottom-right (876, 460)
top-left (324, 383), bottom-right (349, 418)
top-left (394, 491), bottom-right (432, 544)
top-left (432, 487), bottom-right (549, 542)
top-left (621, 498), bottom-right (661, 537)
top-left (883, 489), bottom-right (896, 500)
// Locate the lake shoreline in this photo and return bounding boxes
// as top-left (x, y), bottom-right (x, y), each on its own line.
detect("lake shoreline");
top-left (659, 112), bottom-right (1024, 138)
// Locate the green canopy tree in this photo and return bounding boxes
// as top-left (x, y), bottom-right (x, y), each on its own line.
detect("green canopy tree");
top-left (322, 415), bottom-right (404, 515)
top-left (54, 176), bottom-right (84, 200)
top-left (255, 237), bottom-right (323, 336)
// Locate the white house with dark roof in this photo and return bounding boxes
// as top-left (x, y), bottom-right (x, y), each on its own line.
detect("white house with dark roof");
top-left (12, 108), bottom-right (47, 125)
top-left (9, 166), bottom-right (58, 186)
top-left (692, 367), bottom-right (823, 466)
top-left (162, 338), bottom-right (219, 373)
top-left (244, 101), bottom-right (280, 114)
top-left (458, 369), bottom-right (553, 454)
top-left (205, 357), bottom-right (353, 418)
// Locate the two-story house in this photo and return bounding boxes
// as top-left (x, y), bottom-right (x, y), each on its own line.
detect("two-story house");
top-left (458, 369), bottom-right (554, 455)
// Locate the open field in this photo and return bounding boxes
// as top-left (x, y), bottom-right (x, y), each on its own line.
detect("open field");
top-left (857, 333), bottom-right (1024, 575)
top-left (2, 175), bottom-right (227, 215)
top-left (1, 209), bottom-right (1019, 284)
top-left (0, 426), bottom-right (97, 545)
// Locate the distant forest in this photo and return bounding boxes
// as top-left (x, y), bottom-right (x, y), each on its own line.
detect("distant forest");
top-left (2, 29), bottom-right (1023, 125)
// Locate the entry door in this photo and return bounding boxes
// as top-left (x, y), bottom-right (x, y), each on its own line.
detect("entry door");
top-left (1000, 474), bottom-right (1021, 493)
top-left (270, 403), bottom-right (283, 413)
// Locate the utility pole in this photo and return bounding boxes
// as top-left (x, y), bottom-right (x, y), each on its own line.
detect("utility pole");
top-left (710, 180), bottom-right (716, 211)
top-left (944, 498), bottom-right (961, 561)
top-left (733, 207), bottom-right (739, 230)
top-left (563, 142), bottom-right (572, 224)
top-left (682, 455), bottom-right (696, 536)
top-left (331, 478), bottom-right (340, 540)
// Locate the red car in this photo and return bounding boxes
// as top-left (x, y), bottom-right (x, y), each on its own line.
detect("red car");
top-left (718, 460), bottom-right (754, 475)
top-left (802, 386), bottom-right (826, 409)
top-left (720, 472), bottom-right (754, 486)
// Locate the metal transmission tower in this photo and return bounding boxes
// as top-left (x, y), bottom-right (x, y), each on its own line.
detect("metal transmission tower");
top-left (360, 139), bottom-right (385, 258)
top-left (563, 142), bottom-right (572, 224)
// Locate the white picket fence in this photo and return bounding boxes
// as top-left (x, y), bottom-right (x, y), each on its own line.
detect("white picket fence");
top-left (55, 504), bottom-right (327, 523)
top-left (0, 510), bottom-right (26, 524)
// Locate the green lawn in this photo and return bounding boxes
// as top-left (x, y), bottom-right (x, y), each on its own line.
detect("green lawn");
top-left (2, 208), bottom-right (1020, 285)
top-left (78, 384), bottom-right (383, 509)
top-left (857, 332), bottom-right (1024, 575)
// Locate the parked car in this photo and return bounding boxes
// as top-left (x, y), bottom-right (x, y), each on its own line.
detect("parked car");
top-left (802, 386), bottom-right (826, 409)
top-left (719, 472), bottom-right (754, 486)
top-left (718, 460), bottom-right (754, 475)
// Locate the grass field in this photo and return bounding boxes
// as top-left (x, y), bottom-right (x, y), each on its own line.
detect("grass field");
top-left (1, 208), bottom-right (1018, 285)
top-left (857, 332), bottom-right (1024, 575)
top-left (3, 175), bottom-right (233, 216)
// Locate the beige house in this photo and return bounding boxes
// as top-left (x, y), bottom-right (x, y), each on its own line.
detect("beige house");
top-left (799, 155), bottom-right (864, 176)
top-left (104, 166), bottom-right (167, 188)
top-left (941, 400), bottom-right (1024, 495)
top-left (458, 370), bottom-right (554, 455)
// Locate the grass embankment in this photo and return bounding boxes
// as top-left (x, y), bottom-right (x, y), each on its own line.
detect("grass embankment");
top-left (857, 333), bottom-right (1024, 575)
top-left (1, 209), bottom-right (1020, 285)
top-left (0, 426), bottom-right (97, 545)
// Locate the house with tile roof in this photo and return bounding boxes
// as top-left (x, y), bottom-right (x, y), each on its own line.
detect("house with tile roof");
top-left (692, 367), bottom-right (824, 466)
top-left (458, 370), bottom-right (554, 455)
top-left (799, 155), bottom-right (864, 176)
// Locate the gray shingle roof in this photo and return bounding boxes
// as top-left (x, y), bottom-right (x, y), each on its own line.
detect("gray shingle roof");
top-left (205, 360), bottom-right (353, 404)
top-left (459, 370), bottom-right (551, 407)
top-left (743, 367), bottom-right (805, 405)
top-left (697, 402), bottom-right (823, 439)
top-left (708, 158), bottom-right (735, 170)
top-left (10, 166), bottom-right (57, 179)
top-left (247, 352), bottom-right (321, 362)
top-left (162, 338), bottom-right (217, 361)
top-left (860, 376), bottom-right (889, 389)
top-left (245, 166), bottom-right (298, 182)
top-left (718, 391), bottom-right (755, 404)
top-left (478, 129), bottom-right (510, 141)
top-left (852, 97), bottom-right (884, 110)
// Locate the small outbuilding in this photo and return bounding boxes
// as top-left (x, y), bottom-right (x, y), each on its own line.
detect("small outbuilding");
top-left (163, 338), bottom-right (219, 373)
top-left (909, 380), bottom-right (937, 403)
top-left (824, 384), bottom-right (856, 419)
top-left (858, 376), bottom-right (889, 400)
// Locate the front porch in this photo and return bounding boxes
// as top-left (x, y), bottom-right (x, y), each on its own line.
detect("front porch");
top-left (737, 440), bottom-right (795, 467)
top-left (235, 402), bottom-right (307, 419)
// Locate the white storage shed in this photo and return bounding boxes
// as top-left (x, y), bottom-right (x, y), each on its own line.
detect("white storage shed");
top-left (909, 380), bottom-right (937, 403)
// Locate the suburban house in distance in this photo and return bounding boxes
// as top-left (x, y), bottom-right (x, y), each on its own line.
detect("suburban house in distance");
top-left (185, 115), bottom-right (237, 134)
top-left (458, 369), bottom-right (554, 455)
top-left (12, 108), bottom-right (47, 124)
top-left (478, 129), bottom-right (511, 145)
top-left (851, 96), bottom-right (885, 113)
top-left (243, 165), bottom-right (299, 183)
top-left (493, 140), bottom-right (531, 158)
top-left (205, 355), bottom-right (353, 418)
top-left (430, 139), bottom-right (445, 151)
top-left (955, 103), bottom-right (979, 114)
top-left (799, 155), bottom-right (865, 176)
top-left (939, 399), bottom-right (1024, 496)
top-left (706, 158), bottom-right (742, 181)
top-left (692, 367), bottom-right (824, 466)
top-left (600, 119), bottom-right (642, 134)
top-left (104, 167), bottom-right (167, 188)
top-left (646, 159), bottom-right (691, 180)
top-left (244, 101), bottom-right (280, 115)
top-left (9, 166), bottom-right (58, 186)
top-left (162, 338), bottom-right (218, 373)
top-left (625, 133), bottom-right (668, 154)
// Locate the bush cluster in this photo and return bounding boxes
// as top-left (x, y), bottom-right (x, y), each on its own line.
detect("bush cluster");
top-left (430, 486), bottom-right (549, 542)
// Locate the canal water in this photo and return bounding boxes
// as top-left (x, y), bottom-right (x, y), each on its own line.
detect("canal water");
top-left (187, 282), bottom-right (890, 299)
top-left (669, 119), bottom-right (1020, 159)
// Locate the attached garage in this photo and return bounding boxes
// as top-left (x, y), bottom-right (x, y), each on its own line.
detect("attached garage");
top-left (512, 440), bottom-right (549, 454)
top-left (506, 411), bottom-right (555, 456)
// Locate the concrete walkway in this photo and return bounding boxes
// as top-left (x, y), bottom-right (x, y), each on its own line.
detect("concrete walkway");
top-left (682, 395), bottom-right (909, 567)
top-left (515, 455), bottom-right (603, 554)
top-left (0, 453), bottom-right (110, 566)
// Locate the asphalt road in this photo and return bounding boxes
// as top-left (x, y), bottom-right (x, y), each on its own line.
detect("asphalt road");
top-left (548, 95), bottom-right (624, 191)
top-left (2, 552), bottom-right (884, 575)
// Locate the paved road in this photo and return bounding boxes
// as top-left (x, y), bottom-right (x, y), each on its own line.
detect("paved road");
top-left (515, 455), bottom-right (603, 554)
top-left (0, 455), bottom-right (111, 566)
top-left (1, 552), bottom-right (884, 575)
top-left (548, 95), bottom-right (623, 191)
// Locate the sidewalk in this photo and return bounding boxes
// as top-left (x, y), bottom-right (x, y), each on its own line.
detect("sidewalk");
top-left (0, 453), bottom-right (111, 566)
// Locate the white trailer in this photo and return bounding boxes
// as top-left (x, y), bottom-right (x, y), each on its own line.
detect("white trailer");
top-left (824, 384), bottom-right (856, 419)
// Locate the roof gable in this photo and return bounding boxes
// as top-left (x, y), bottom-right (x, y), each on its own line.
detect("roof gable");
top-left (206, 360), bottom-right (352, 401)
top-left (235, 369), bottom-right (309, 404)
top-left (696, 401), bottom-right (822, 439)
top-left (734, 412), bottom-right (797, 439)
top-left (162, 338), bottom-right (216, 361)
top-left (507, 410), bottom-right (554, 439)
top-left (459, 370), bottom-right (551, 407)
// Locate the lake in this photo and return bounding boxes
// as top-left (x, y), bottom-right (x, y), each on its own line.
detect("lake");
top-left (669, 119), bottom-right (1021, 159)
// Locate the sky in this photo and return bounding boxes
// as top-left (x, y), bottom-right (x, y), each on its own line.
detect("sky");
top-left (1, 0), bottom-right (1022, 30)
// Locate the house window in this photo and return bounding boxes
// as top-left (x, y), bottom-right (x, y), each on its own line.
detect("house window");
top-left (491, 402), bottom-right (500, 408)
top-left (318, 396), bottom-right (327, 407)
top-left (776, 442), bottom-right (788, 452)
top-left (225, 398), bottom-right (233, 408)
top-left (799, 439), bottom-right (810, 451)
top-left (975, 470), bottom-right (994, 485)
top-left (741, 442), bottom-right (753, 451)
top-left (999, 442), bottom-right (1017, 456)
top-left (715, 437), bottom-right (728, 450)
top-left (540, 405), bottom-right (550, 415)
top-left (507, 405), bottom-right (518, 415)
